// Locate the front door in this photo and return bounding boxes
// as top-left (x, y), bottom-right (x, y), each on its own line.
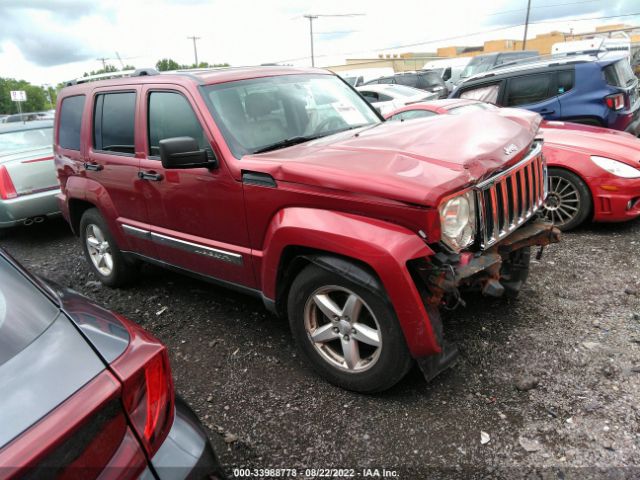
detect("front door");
top-left (138, 85), bottom-right (254, 288)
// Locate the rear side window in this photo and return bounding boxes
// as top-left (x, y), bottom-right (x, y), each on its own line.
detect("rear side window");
top-left (505, 74), bottom-right (553, 106)
top-left (604, 60), bottom-right (637, 88)
top-left (148, 91), bottom-right (210, 157)
top-left (557, 70), bottom-right (574, 94)
top-left (0, 257), bottom-right (58, 367)
top-left (94, 92), bottom-right (136, 154)
top-left (58, 95), bottom-right (85, 150)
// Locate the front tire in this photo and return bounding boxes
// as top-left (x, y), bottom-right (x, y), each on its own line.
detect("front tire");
top-left (80, 208), bottom-right (138, 287)
top-left (287, 263), bottom-right (412, 393)
top-left (543, 168), bottom-right (591, 231)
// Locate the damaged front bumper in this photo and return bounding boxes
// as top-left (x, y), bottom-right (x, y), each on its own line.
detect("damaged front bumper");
top-left (418, 218), bottom-right (561, 307)
top-left (411, 218), bottom-right (560, 381)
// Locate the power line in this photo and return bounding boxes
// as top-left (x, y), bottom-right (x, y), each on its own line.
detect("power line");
top-left (270, 11), bottom-right (640, 64)
top-left (485, 0), bottom-right (601, 17)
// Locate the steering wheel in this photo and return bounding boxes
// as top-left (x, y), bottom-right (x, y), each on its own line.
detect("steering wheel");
top-left (314, 116), bottom-right (346, 134)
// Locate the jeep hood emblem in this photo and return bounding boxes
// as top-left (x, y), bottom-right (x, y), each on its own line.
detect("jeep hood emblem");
top-left (504, 144), bottom-right (518, 155)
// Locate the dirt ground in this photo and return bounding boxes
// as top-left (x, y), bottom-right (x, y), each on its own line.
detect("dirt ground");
top-left (2, 217), bottom-right (639, 479)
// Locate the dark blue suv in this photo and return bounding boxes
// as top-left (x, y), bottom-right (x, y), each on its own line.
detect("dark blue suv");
top-left (450, 52), bottom-right (640, 135)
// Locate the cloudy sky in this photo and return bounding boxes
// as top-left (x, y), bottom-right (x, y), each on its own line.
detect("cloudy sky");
top-left (0, 0), bottom-right (638, 85)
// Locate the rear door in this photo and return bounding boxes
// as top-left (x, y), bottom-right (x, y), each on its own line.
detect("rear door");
top-left (138, 84), bottom-right (254, 287)
top-left (85, 87), bottom-right (156, 255)
top-left (503, 72), bottom-right (561, 119)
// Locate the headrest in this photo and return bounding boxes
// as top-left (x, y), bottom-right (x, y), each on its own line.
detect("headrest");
top-left (245, 92), bottom-right (278, 118)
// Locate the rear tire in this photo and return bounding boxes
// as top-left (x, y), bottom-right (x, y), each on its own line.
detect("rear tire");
top-left (80, 208), bottom-right (138, 287)
top-left (543, 168), bottom-right (591, 231)
top-left (287, 263), bottom-right (412, 393)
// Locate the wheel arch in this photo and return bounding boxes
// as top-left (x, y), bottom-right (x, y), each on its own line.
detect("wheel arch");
top-left (547, 165), bottom-right (594, 220)
top-left (259, 207), bottom-right (442, 358)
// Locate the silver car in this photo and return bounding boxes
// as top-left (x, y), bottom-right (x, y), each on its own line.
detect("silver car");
top-left (0, 120), bottom-right (59, 236)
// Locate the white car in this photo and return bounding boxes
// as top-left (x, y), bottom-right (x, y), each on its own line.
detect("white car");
top-left (356, 84), bottom-right (437, 115)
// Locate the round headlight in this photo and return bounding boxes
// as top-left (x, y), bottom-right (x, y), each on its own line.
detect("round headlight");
top-left (439, 192), bottom-right (476, 251)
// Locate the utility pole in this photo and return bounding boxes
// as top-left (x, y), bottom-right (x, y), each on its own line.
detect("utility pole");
top-left (522, 0), bottom-right (532, 50)
top-left (187, 36), bottom-right (201, 66)
top-left (96, 57), bottom-right (108, 69)
top-left (303, 15), bottom-right (318, 67)
top-left (302, 13), bottom-right (364, 67)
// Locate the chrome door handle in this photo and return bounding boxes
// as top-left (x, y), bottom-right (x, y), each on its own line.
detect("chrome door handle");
top-left (83, 162), bottom-right (103, 171)
top-left (138, 171), bottom-right (163, 182)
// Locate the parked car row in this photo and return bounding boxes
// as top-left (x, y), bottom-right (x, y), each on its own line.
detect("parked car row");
top-left (450, 51), bottom-right (640, 135)
top-left (0, 110), bottom-right (55, 123)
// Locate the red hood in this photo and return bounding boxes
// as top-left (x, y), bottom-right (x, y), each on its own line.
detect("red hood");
top-left (240, 110), bottom-right (541, 207)
top-left (541, 121), bottom-right (640, 168)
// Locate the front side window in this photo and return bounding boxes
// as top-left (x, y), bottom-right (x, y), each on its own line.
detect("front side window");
top-left (148, 91), bottom-right (211, 157)
top-left (505, 74), bottom-right (553, 106)
top-left (202, 74), bottom-right (380, 158)
top-left (417, 72), bottom-right (443, 89)
top-left (459, 84), bottom-right (501, 104)
top-left (395, 74), bottom-right (417, 87)
top-left (58, 95), bottom-right (85, 150)
top-left (94, 92), bottom-right (136, 154)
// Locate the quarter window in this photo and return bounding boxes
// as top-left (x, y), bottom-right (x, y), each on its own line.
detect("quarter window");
top-left (505, 74), bottom-right (553, 106)
top-left (58, 95), bottom-right (85, 150)
top-left (148, 91), bottom-right (210, 157)
top-left (94, 92), bottom-right (136, 154)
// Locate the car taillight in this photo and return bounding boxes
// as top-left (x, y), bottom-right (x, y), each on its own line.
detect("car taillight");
top-left (0, 165), bottom-right (17, 200)
top-left (605, 93), bottom-right (625, 111)
top-left (121, 349), bottom-right (175, 457)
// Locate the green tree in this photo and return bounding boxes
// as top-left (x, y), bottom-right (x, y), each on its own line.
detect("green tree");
top-left (83, 64), bottom-right (119, 77)
top-left (0, 78), bottom-right (49, 114)
top-left (156, 58), bottom-right (181, 71)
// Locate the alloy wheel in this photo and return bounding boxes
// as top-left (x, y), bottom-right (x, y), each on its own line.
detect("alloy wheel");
top-left (85, 224), bottom-right (114, 276)
top-left (303, 285), bottom-right (382, 373)
top-left (543, 175), bottom-right (581, 227)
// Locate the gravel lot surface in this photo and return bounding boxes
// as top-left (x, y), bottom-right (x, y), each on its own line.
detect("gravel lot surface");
top-left (2, 217), bottom-right (640, 479)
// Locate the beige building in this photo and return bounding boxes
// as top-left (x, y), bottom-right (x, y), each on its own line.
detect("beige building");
top-left (328, 23), bottom-right (640, 74)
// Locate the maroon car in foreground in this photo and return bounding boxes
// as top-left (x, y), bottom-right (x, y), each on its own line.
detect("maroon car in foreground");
top-left (0, 249), bottom-right (224, 479)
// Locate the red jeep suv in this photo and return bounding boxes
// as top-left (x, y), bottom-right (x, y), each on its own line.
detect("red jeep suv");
top-left (55, 67), bottom-right (560, 393)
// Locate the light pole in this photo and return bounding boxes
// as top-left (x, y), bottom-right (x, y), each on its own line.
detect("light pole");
top-left (522, 0), bottom-right (532, 50)
top-left (302, 13), bottom-right (364, 67)
top-left (187, 36), bottom-right (201, 67)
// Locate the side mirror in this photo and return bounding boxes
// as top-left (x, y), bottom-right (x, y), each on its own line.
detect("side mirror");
top-left (159, 137), bottom-right (217, 169)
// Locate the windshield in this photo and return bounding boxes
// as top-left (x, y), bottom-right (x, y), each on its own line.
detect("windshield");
top-left (0, 256), bottom-right (59, 367)
top-left (420, 71), bottom-right (444, 87)
top-left (460, 55), bottom-right (497, 79)
top-left (202, 74), bottom-right (380, 158)
top-left (0, 127), bottom-right (53, 155)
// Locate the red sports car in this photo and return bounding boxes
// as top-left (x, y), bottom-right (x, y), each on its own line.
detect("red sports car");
top-left (386, 99), bottom-right (640, 230)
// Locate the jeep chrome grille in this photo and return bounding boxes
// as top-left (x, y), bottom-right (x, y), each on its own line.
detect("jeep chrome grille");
top-left (476, 142), bottom-right (547, 249)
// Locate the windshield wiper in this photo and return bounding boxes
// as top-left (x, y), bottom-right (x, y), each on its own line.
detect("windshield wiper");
top-left (252, 134), bottom-right (326, 154)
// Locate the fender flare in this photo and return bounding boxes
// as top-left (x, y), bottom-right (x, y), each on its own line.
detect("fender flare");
top-left (259, 207), bottom-right (441, 357)
top-left (64, 176), bottom-right (127, 247)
